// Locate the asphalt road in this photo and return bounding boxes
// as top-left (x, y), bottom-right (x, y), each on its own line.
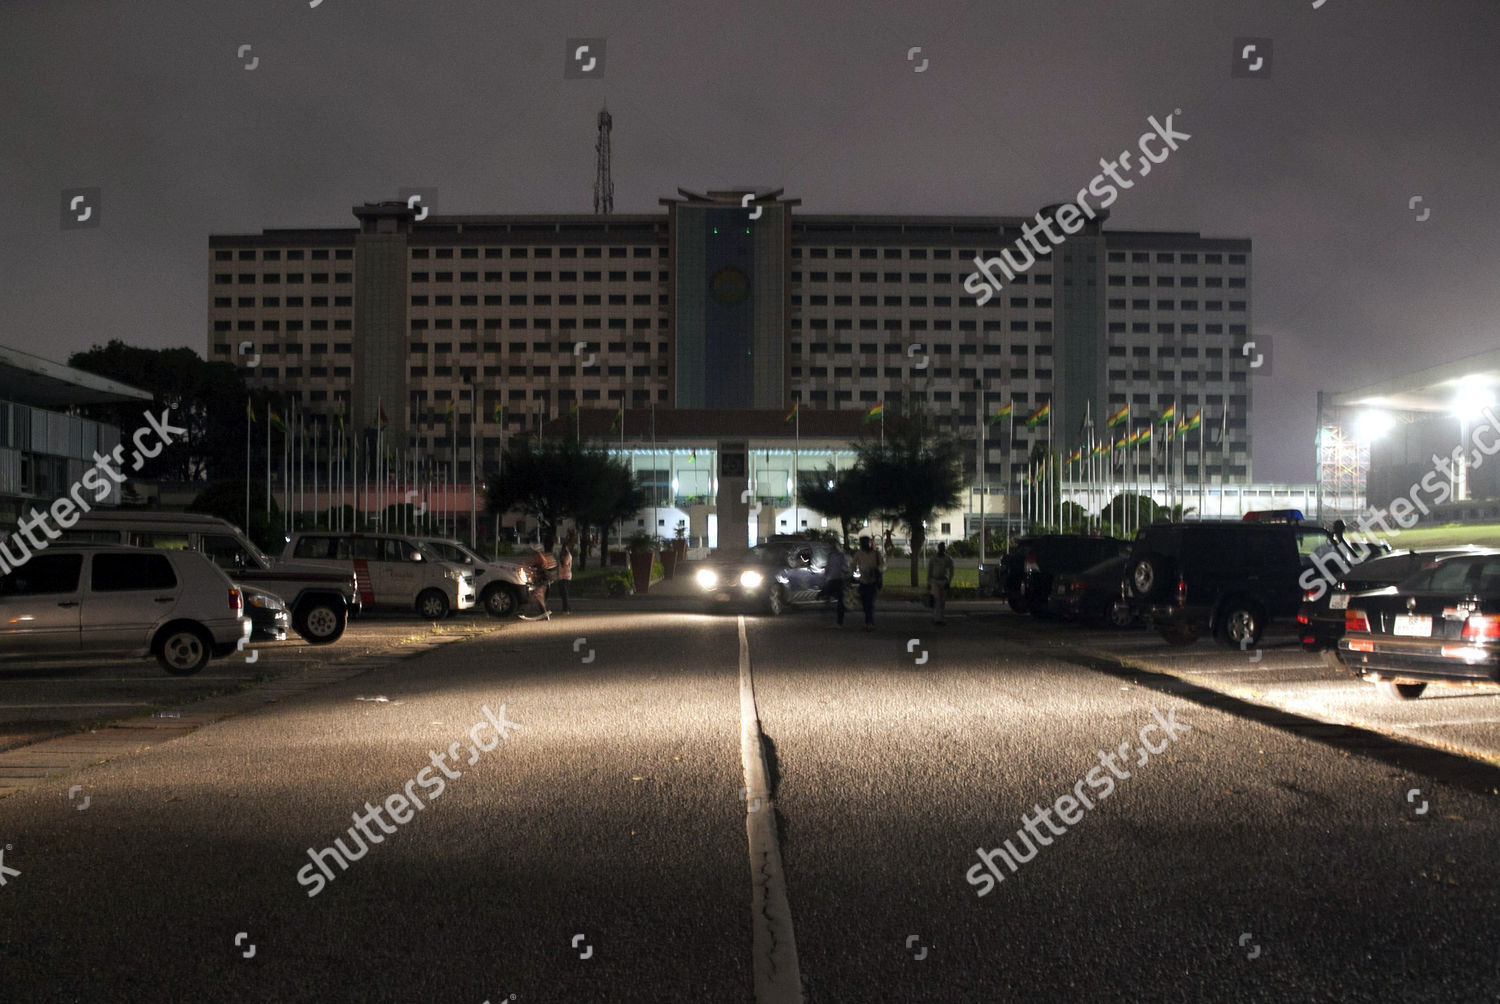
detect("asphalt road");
top-left (3, 598), bottom-right (1500, 1002)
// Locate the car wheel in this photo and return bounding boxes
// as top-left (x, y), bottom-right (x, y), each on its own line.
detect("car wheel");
top-left (1006, 595), bottom-right (1026, 613)
top-left (154, 623), bottom-right (212, 676)
top-left (766, 587), bottom-right (784, 616)
top-left (1106, 602), bottom-right (1135, 629)
top-left (1127, 554), bottom-right (1173, 601)
top-left (483, 584), bottom-right (522, 618)
top-left (1374, 680), bottom-right (1427, 701)
top-left (295, 601), bottom-right (346, 645)
top-left (417, 589), bottom-right (450, 620)
top-left (1159, 625), bottom-right (1198, 647)
top-left (1216, 601), bottom-right (1264, 648)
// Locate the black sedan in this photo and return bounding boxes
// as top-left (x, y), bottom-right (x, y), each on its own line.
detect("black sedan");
top-left (997, 534), bottom-right (1129, 615)
top-left (1046, 554), bottom-right (1137, 628)
top-left (1339, 549), bottom-right (1500, 700)
top-left (693, 538), bottom-right (855, 615)
top-left (243, 585), bottom-right (291, 642)
top-left (1299, 547), bottom-right (1474, 667)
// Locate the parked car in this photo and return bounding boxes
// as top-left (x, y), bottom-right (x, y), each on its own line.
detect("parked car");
top-left (413, 536), bottom-right (530, 618)
top-left (0, 546), bottom-right (250, 675)
top-left (1047, 553), bottom-right (1137, 628)
top-left (60, 511), bottom-right (357, 645)
top-left (1340, 549), bottom-right (1500, 700)
top-left (695, 537), bottom-right (856, 615)
top-left (240, 584), bottom-right (290, 642)
top-left (284, 532), bottom-right (476, 618)
top-left (1299, 547), bottom-right (1475, 667)
top-left (1123, 520), bottom-right (1346, 647)
top-left (997, 535), bottom-right (1129, 615)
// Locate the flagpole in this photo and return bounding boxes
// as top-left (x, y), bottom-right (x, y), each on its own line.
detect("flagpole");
top-left (265, 403), bottom-right (271, 521)
top-left (244, 400), bottom-right (251, 533)
top-left (793, 405), bottom-right (800, 533)
top-left (977, 393), bottom-right (986, 563)
top-left (312, 416), bottom-right (319, 529)
top-left (1198, 416), bottom-right (1205, 518)
top-left (469, 384), bottom-right (477, 549)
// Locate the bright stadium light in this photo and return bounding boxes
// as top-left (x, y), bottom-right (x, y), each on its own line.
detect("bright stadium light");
top-left (1452, 383), bottom-right (1496, 420)
top-left (1354, 409), bottom-right (1395, 441)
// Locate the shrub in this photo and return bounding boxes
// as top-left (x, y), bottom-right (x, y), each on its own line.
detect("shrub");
top-left (605, 573), bottom-right (632, 597)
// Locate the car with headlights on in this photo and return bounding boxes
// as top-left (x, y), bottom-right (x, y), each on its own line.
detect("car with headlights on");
top-left (695, 538), bottom-right (855, 615)
top-left (1339, 549), bottom-right (1500, 700)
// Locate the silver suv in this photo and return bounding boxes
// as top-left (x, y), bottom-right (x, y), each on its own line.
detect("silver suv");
top-left (414, 537), bottom-right (530, 618)
top-left (284, 532), bottom-right (476, 618)
top-left (0, 546), bottom-right (250, 675)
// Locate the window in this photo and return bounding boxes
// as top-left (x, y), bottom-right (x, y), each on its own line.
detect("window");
top-left (0, 553), bottom-right (82, 595)
top-left (91, 553), bottom-right (177, 591)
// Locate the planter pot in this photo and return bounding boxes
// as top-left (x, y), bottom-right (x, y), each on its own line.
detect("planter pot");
top-left (659, 548), bottom-right (678, 579)
top-left (629, 551), bottom-right (654, 593)
top-left (672, 539), bottom-right (687, 561)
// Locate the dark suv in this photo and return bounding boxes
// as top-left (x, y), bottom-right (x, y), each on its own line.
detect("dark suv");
top-left (995, 535), bottom-right (1129, 615)
top-left (1123, 521), bottom-right (1343, 647)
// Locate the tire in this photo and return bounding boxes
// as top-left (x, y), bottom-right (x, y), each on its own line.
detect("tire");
top-left (483, 584), bottom-right (522, 618)
top-left (416, 589), bottom-right (450, 620)
top-left (1375, 680), bottom-right (1427, 701)
top-left (154, 623), bottom-right (212, 676)
top-left (1216, 600), bottom-right (1264, 649)
top-left (1127, 554), bottom-right (1173, 601)
top-left (294, 600), bottom-right (346, 645)
top-left (765, 586), bottom-right (784, 616)
top-left (1006, 595), bottom-right (1026, 613)
top-left (1106, 602), bottom-right (1135, 629)
top-left (1159, 624), bottom-right (1198, 647)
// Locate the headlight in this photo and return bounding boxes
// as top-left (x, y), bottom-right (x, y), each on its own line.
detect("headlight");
top-left (739, 570), bottom-right (764, 589)
top-left (696, 569), bottom-right (719, 589)
top-left (249, 594), bottom-right (284, 610)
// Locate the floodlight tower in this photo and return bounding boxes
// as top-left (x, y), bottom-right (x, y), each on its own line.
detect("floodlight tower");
top-left (594, 107), bottom-right (614, 215)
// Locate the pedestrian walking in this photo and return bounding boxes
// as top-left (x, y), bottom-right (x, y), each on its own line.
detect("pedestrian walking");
top-left (852, 535), bottom-right (885, 631)
top-left (518, 543), bottom-right (558, 621)
top-left (822, 545), bottom-right (852, 627)
top-left (927, 541), bottom-right (955, 625)
top-left (557, 529), bottom-right (575, 614)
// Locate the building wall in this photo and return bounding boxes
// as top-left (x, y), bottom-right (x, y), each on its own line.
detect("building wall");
top-left (0, 400), bottom-right (123, 525)
top-left (206, 202), bottom-right (1253, 488)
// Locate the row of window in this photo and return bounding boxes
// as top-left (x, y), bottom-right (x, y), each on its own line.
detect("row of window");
top-left (793, 343), bottom-right (1050, 356)
top-left (409, 341), bottom-right (665, 355)
top-left (213, 273), bottom-right (351, 285)
top-left (411, 317), bottom-right (665, 331)
top-left (1109, 322), bottom-right (1249, 336)
top-left (794, 248), bottom-right (1247, 266)
top-left (412, 246), bottom-right (660, 260)
top-left (412, 270), bottom-right (664, 283)
top-left (213, 249), bottom-right (351, 261)
top-left (254, 367), bottom-right (352, 378)
top-left (214, 320), bottom-right (352, 332)
top-left (412, 294), bottom-right (661, 307)
top-left (212, 343), bottom-right (351, 355)
top-left (411, 365), bottom-right (669, 379)
top-left (794, 367), bottom-right (1054, 381)
top-left (214, 296), bottom-right (351, 309)
top-left (1107, 370), bottom-right (1250, 383)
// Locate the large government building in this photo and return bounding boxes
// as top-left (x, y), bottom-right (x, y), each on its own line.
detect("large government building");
top-left (206, 190), bottom-right (1254, 545)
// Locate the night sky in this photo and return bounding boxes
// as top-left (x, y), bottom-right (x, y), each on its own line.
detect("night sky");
top-left (3, 0), bottom-right (1497, 480)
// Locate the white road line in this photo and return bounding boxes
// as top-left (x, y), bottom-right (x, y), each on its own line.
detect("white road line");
top-left (738, 615), bottom-right (803, 1003)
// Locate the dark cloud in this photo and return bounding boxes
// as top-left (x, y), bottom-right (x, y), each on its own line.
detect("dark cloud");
top-left (3, 0), bottom-right (1497, 479)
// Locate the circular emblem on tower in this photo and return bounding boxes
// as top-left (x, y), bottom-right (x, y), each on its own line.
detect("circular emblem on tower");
top-left (710, 265), bottom-right (750, 307)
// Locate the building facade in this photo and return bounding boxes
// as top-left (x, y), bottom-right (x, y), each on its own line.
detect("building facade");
top-left (206, 190), bottom-right (1254, 502)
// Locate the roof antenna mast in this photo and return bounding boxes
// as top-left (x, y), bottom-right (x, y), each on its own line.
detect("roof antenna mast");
top-left (594, 106), bottom-right (614, 215)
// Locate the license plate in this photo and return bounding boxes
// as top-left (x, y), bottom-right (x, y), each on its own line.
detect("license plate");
top-left (1393, 615), bottom-right (1432, 637)
top-left (1329, 594), bottom-right (1349, 610)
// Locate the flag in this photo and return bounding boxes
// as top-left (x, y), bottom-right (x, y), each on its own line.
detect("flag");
top-left (1115, 437), bottom-right (1128, 452)
top-left (1107, 405), bottom-right (1129, 428)
top-left (1138, 425), bottom-right (1152, 443)
top-left (1158, 404), bottom-right (1175, 426)
top-left (784, 402), bottom-right (799, 424)
top-left (569, 400), bottom-right (580, 417)
top-left (1024, 401), bottom-right (1050, 428)
top-left (336, 409), bottom-right (345, 433)
top-left (443, 400), bottom-right (455, 422)
top-left (493, 401), bottom-right (503, 423)
top-left (1100, 439), bottom-right (1114, 455)
top-left (245, 399), bottom-right (255, 424)
top-left (268, 409), bottom-right (287, 432)
top-left (378, 404), bottom-right (389, 429)
top-left (864, 402), bottom-right (884, 423)
top-left (1065, 447), bottom-right (1082, 464)
top-left (1177, 411), bottom-right (1201, 436)
top-left (610, 406), bottom-right (624, 432)
top-left (987, 402), bottom-right (1013, 426)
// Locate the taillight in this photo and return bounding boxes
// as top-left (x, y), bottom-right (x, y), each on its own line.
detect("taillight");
top-left (1345, 608), bottom-right (1370, 633)
top-left (1302, 588), bottom-right (1318, 601)
top-left (1175, 577), bottom-right (1186, 605)
top-left (1023, 553), bottom-right (1038, 573)
top-left (229, 588), bottom-right (243, 615)
top-left (1461, 615), bottom-right (1500, 640)
top-left (1296, 612), bottom-right (1309, 625)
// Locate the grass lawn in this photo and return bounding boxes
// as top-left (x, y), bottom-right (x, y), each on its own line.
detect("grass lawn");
top-left (1361, 522), bottom-right (1500, 550)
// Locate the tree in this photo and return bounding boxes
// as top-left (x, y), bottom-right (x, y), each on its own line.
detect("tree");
top-left (796, 463), bottom-right (874, 550)
top-left (483, 440), bottom-right (644, 569)
top-left (187, 480), bottom-right (283, 553)
top-left (68, 341), bottom-right (250, 483)
top-left (855, 412), bottom-right (966, 586)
